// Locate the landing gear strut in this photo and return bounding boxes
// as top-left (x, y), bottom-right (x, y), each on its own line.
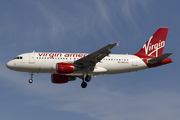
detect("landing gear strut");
top-left (80, 75), bottom-right (91, 88)
top-left (29, 72), bottom-right (34, 83)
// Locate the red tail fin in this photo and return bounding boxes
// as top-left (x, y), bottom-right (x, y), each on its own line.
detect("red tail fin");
top-left (134, 27), bottom-right (169, 58)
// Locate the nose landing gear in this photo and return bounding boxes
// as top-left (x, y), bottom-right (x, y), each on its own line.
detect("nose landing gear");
top-left (29, 72), bottom-right (34, 83)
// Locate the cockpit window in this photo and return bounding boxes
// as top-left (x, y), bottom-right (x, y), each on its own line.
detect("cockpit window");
top-left (14, 56), bottom-right (23, 59)
top-left (14, 57), bottom-right (19, 59)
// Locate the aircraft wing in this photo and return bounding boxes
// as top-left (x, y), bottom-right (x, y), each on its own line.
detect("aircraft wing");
top-left (74, 41), bottom-right (120, 71)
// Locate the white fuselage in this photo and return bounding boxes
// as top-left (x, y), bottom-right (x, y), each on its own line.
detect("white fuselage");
top-left (7, 52), bottom-right (148, 76)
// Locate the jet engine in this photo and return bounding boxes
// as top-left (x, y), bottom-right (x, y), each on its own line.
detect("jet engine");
top-left (51, 73), bottom-right (76, 84)
top-left (56, 63), bottom-right (74, 73)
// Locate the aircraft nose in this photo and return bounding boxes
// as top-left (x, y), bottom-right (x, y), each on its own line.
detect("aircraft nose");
top-left (6, 61), bottom-right (14, 69)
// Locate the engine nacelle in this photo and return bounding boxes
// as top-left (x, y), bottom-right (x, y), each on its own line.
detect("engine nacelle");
top-left (51, 73), bottom-right (76, 84)
top-left (56, 63), bottom-right (74, 73)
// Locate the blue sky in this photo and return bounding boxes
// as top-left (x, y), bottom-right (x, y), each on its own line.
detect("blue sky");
top-left (0, 0), bottom-right (180, 120)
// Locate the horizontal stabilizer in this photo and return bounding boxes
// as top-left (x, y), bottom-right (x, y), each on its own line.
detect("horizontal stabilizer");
top-left (148, 53), bottom-right (172, 64)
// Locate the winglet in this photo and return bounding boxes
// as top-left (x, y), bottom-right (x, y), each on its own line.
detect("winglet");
top-left (116, 41), bottom-right (120, 46)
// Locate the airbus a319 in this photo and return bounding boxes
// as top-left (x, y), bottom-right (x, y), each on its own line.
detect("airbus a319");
top-left (6, 28), bottom-right (172, 88)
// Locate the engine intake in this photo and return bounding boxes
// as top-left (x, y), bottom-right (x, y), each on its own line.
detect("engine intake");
top-left (51, 73), bottom-right (76, 84)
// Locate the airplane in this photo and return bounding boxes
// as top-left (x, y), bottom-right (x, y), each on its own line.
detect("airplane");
top-left (6, 27), bottom-right (172, 88)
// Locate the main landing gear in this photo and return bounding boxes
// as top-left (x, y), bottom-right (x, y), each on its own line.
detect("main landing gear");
top-left (29, 72), bottom-right (34, 83)
top-left (80, 75), bottom-right (91, 88)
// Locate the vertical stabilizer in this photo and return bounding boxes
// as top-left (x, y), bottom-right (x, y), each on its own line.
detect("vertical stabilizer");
top-left (134, 28), bottom-right (168, 58)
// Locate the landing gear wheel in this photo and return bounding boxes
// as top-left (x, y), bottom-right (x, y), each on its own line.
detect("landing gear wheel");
top-left (29, 72), bottom-right (34, 84)
top-left (85, 75), bottom-right (91, 82)
top-left (29, 79), bottom-right (33, 83)
top-left (81, 81), bottom-right (87, 88)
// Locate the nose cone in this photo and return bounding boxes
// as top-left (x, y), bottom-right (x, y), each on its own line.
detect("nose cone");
top-left (6, 61), bottom-right (14, 70)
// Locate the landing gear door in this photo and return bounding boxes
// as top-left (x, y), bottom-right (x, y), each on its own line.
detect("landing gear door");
top-left (29, 52), bottom-right (35, 64)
